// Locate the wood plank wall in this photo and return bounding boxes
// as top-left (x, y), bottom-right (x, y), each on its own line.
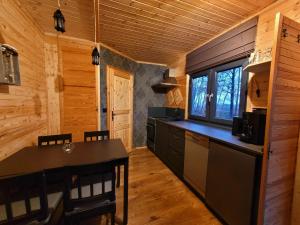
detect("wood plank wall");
top-left (44, 36), bottom-right (61, 134)
top-left (166, 76), bottom-right (187, 110)
top-left (167, 56), bottom-right (187, 112)
top-left (44, 35), bottom-right (100, 142)
top-left (254, 2), bottom-right (300, 224)
top-left (0, 0), bottom-right (48, 160)
top-left (261, 15), bottom-right (300, 225)
top-left (59, 37), bottom-right (98, 142)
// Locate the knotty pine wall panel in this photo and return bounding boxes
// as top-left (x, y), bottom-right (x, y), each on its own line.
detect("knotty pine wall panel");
top-left (254, 2), bottom-right (300, 224)
top-left (0, 0), bottom-right (48, 160)
top-left (166, 76), bottom-right (187, 110)
top-left (256, 0), bottom-right (300, 51)
top-left (59, 38), bottom-right (98, 142)
top-left (44, 41), bottom-right (60, 135)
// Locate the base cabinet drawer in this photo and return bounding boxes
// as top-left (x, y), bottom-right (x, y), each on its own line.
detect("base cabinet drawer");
top-left (168, 127), bottom-right (185, 154)
top-left (155, 122), bottom-right (185, 178)
top-left (167, 127), bottom-right (185, 177)
top-left (167, 147), bottom-right (184, 177)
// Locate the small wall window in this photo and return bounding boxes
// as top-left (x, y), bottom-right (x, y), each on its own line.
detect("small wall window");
top-left (189, 58), bottom-right (248, 125)
top-left (0, 44), bottom-right (20, 85)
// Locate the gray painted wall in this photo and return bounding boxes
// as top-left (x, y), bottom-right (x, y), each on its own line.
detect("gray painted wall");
top-left (100, 46), bottom-right (167, 147)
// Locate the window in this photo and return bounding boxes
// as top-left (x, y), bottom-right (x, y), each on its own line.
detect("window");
top-left (190, 74), bottom-right (208, 117)
top-left (189, 59), bottom-right (248, 125)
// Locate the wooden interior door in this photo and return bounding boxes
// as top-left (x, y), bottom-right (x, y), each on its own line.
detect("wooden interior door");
top-left (107, 66), bottom-right (133, 152)
top-left (60, 40), bottom-right (98, 141)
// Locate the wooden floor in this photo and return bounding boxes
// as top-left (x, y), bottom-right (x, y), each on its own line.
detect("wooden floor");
top-left (85, 148), bottom-right (221, 225)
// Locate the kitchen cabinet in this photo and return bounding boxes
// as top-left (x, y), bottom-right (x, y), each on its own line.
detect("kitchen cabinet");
top-left (184, 132), bottom-right (209, 197)
top-left (155, 121), bottom-right (262, 225)
top-left (154, 120), bottom-right (185, 178)
top-left (167, 126), bottom-right (185, 177)
top-left (206, 141), bottom-right (261, 225)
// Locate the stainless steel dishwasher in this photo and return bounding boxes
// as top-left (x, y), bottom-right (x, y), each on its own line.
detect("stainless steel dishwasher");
top-left (184, 131), bottom-right (209, 197)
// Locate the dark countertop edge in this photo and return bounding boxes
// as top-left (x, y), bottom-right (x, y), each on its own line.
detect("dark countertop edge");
top-left (157, 119), bottom-right (264, 156)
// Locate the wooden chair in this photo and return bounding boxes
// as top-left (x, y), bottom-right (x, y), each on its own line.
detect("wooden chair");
top-left (37, 134), bottom-right (68, 221)
top-left (0, 172), bottom-right (49, 225)
top-left (37, 133), bottom-right (73, 191)
top-left (84, 130), bottom-right (109, 142)
top-left (38, 134), bottom-right (72, 146)
top-left (63, 162), bottom-right (116, 225)
top-left (84, 130), bottom-right (121, 188)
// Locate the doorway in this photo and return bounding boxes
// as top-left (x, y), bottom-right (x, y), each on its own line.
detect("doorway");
top-left (107, 66), bottom-right (133, 152)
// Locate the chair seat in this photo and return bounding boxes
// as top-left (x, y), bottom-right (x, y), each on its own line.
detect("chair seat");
top-left (26, 220), bottom-right (49, 225)
top-left (0, 192), bottom-right (63, 224)
top-left (65, 200), bottom-right (116, 220)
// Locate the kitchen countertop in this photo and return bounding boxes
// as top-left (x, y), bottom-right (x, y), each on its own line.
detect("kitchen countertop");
top-left (159, 120), bottom-right (264, 155)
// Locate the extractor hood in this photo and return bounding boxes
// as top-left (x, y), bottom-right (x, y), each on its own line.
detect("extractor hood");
top-left (151, 69), bottom-right (178, 93)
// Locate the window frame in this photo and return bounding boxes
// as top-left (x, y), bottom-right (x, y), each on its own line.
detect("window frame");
top-left (188, 58), bottom-right (248, 126)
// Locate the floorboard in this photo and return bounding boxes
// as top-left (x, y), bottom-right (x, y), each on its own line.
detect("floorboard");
top-left (83, 148), bottom-right (221, 225)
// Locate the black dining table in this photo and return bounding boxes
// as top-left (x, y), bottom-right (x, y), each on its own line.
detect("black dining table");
top-left (0, 139), bottom-right (129, 225)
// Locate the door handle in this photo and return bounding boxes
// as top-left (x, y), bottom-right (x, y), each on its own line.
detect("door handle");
top-left (208, 93), bottom-right (214, 102)
top-left (112, 111), bottom-right (115, 121)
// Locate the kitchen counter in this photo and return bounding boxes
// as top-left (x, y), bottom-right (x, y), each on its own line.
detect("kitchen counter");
top-left (160, 120), bottom-right (264, 155)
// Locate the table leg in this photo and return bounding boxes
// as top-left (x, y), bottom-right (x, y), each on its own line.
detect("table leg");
top-left (123, 159), bottom-right (129, 225)
top-left (117, 165), bottom-right (121, 188)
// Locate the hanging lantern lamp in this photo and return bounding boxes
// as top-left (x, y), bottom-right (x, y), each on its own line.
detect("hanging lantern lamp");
top-left (92, 0), bottom-right (100, 65)
top-left (53, 1), bottom-right (65, 33)
top-left (92, 47), bottom-right (100, 65)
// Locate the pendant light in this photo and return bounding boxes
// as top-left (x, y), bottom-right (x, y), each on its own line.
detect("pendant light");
top-left (92, 0), bottom-right (100, 65)
top-left (54, 0), bottom-right (65, 33)
top-left (92, 47), bottom-right (100, 65)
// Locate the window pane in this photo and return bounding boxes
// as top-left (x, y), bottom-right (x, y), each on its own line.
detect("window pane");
top-left (215, 66), bottom-right (242, 120)
top-left (191, 75), bottom-right (208, 117)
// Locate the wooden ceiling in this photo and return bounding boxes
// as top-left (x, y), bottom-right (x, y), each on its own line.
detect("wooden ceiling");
top-left (20, 0), bottom-right (277, 65)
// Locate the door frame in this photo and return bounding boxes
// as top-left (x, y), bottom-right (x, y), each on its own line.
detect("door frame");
top-left (106, 65), bottom-right (134, 151)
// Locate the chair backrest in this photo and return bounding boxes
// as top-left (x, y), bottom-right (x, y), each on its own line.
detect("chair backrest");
top-left (38, 133), bottom-right (72, 146)
top-left (84, 130), bottom-right (110, 142)
top-left (0, 172), bottom-right (48, 225)
top-left (64, 162), bottom-right (116, 212)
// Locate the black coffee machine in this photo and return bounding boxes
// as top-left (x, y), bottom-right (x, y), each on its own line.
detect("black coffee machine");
top-left (232, 108), bottom-right (267, 145)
